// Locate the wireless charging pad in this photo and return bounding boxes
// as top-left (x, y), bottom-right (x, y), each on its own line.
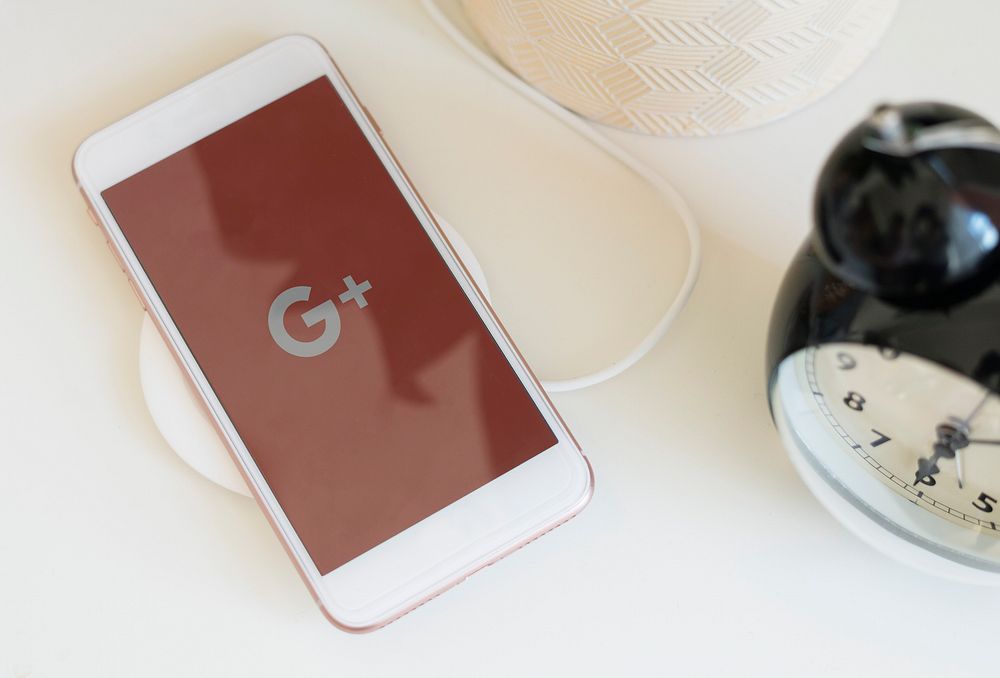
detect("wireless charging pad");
top-left (138, 216), bottom-right (489, 496)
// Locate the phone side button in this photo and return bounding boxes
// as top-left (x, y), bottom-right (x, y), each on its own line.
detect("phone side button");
top-left (362, 105), bottom-right (382, 135)
top-left (126, 277), bottom-right (146, 310)
top-left (104, 239), bottom-right (125, 272)
top-left (79, 188), bottom-right (100, 226)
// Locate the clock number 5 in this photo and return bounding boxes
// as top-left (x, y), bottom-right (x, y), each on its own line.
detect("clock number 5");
top-left (844, 392), bottom-right (866, 411)
top-left (973, 493), bottom-right (997, 513)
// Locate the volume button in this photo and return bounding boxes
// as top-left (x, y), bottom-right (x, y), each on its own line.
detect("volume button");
top-left (105, 239), bottom-right (125, 271)
top-left (126, 276), bottom-right (146, 310)
top-left (79, 188), bottom-right (100, 226)
top-left (362, 105), bottom-right (382, 135)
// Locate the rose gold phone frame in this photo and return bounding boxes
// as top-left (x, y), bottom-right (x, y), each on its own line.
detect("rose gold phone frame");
top-left (74, 35), bottom-right (593, 632)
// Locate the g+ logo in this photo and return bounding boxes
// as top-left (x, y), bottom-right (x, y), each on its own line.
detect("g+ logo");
top-left (268, 275), bottom-right (372, 357)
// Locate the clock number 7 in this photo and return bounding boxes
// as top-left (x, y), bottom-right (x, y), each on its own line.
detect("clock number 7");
top-left (870, 430), bottom-right (891, 447)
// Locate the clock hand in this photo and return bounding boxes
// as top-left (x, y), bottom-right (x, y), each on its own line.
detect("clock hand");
top-left (914, 392), bottom-right (992, 489)
top-left (956, 448), bottom-right (966, 489)
top-left (941, 390), bottom-right (995, 488)
top-left (916, 423), bottom-right (970, 488)
top-left (962, 390), bottom-right (992, 426)
top-left (968, 439), bottom-right (1000, 445)
top-left (948, 389), bottom-right (993, 429)
top-left (915, 442), bottom-right (952, 485)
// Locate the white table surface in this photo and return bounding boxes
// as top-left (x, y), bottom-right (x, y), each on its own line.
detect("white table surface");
top-left (3, 1), bottom-right (999, 675)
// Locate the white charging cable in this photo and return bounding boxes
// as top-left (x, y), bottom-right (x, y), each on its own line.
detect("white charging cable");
top-left (420, 0), bottom-right (702, 392)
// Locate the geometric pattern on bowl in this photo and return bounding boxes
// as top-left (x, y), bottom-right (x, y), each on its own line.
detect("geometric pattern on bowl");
top-left (462, 0), bottom-right (898, 136)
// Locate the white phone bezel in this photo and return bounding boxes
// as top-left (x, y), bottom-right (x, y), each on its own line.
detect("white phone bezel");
top-left (73, 35), bottom-right (593, 631)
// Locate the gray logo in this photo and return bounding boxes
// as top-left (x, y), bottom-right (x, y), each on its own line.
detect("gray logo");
top-left (268, 276), bottom-right (372, 358)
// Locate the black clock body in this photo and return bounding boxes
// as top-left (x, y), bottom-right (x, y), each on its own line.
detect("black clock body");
top-left (767, 102), bottom-right (1000, 404)
top-left (766, 244), bottom-right (1000, 406)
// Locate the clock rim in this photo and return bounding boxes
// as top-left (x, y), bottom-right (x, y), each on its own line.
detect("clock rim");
top-left (766, 240), bottom-right (1000, 582)
top-left (772, 356), bottom-right (1000, 585)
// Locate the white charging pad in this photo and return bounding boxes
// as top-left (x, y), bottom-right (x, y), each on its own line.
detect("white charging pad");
top-left (139, 10), bottom-right (701, 493)
top-left (139, 216), bottom-right (489, 496)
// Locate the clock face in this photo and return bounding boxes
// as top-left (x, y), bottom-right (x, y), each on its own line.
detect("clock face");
top-left (772, 343), bottom-right (1000, 570)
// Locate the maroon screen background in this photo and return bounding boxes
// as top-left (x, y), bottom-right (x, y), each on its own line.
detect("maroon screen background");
top-left (102, 77), bottom-right (556, 574)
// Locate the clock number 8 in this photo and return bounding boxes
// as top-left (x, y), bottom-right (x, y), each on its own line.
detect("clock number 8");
top-left (844, 391), bottom-right (865, 411)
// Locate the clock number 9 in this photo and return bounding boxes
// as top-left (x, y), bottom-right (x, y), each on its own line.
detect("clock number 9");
top-left (844, 392), bottom-right (866, 411)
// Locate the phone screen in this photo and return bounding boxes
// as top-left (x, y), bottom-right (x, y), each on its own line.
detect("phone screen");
top-left (102, 77), bottom-right (558, 574)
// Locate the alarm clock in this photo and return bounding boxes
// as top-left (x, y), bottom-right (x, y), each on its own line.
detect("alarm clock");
top-left (767, 102), bottom-right (1000, 583)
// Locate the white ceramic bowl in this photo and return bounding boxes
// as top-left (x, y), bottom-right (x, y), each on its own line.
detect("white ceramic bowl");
top-left (463, 0), bottom-right (897, 136)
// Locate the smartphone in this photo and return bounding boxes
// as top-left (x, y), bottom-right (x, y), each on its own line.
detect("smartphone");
top-left (73, 36), bottom-right (593, 631)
